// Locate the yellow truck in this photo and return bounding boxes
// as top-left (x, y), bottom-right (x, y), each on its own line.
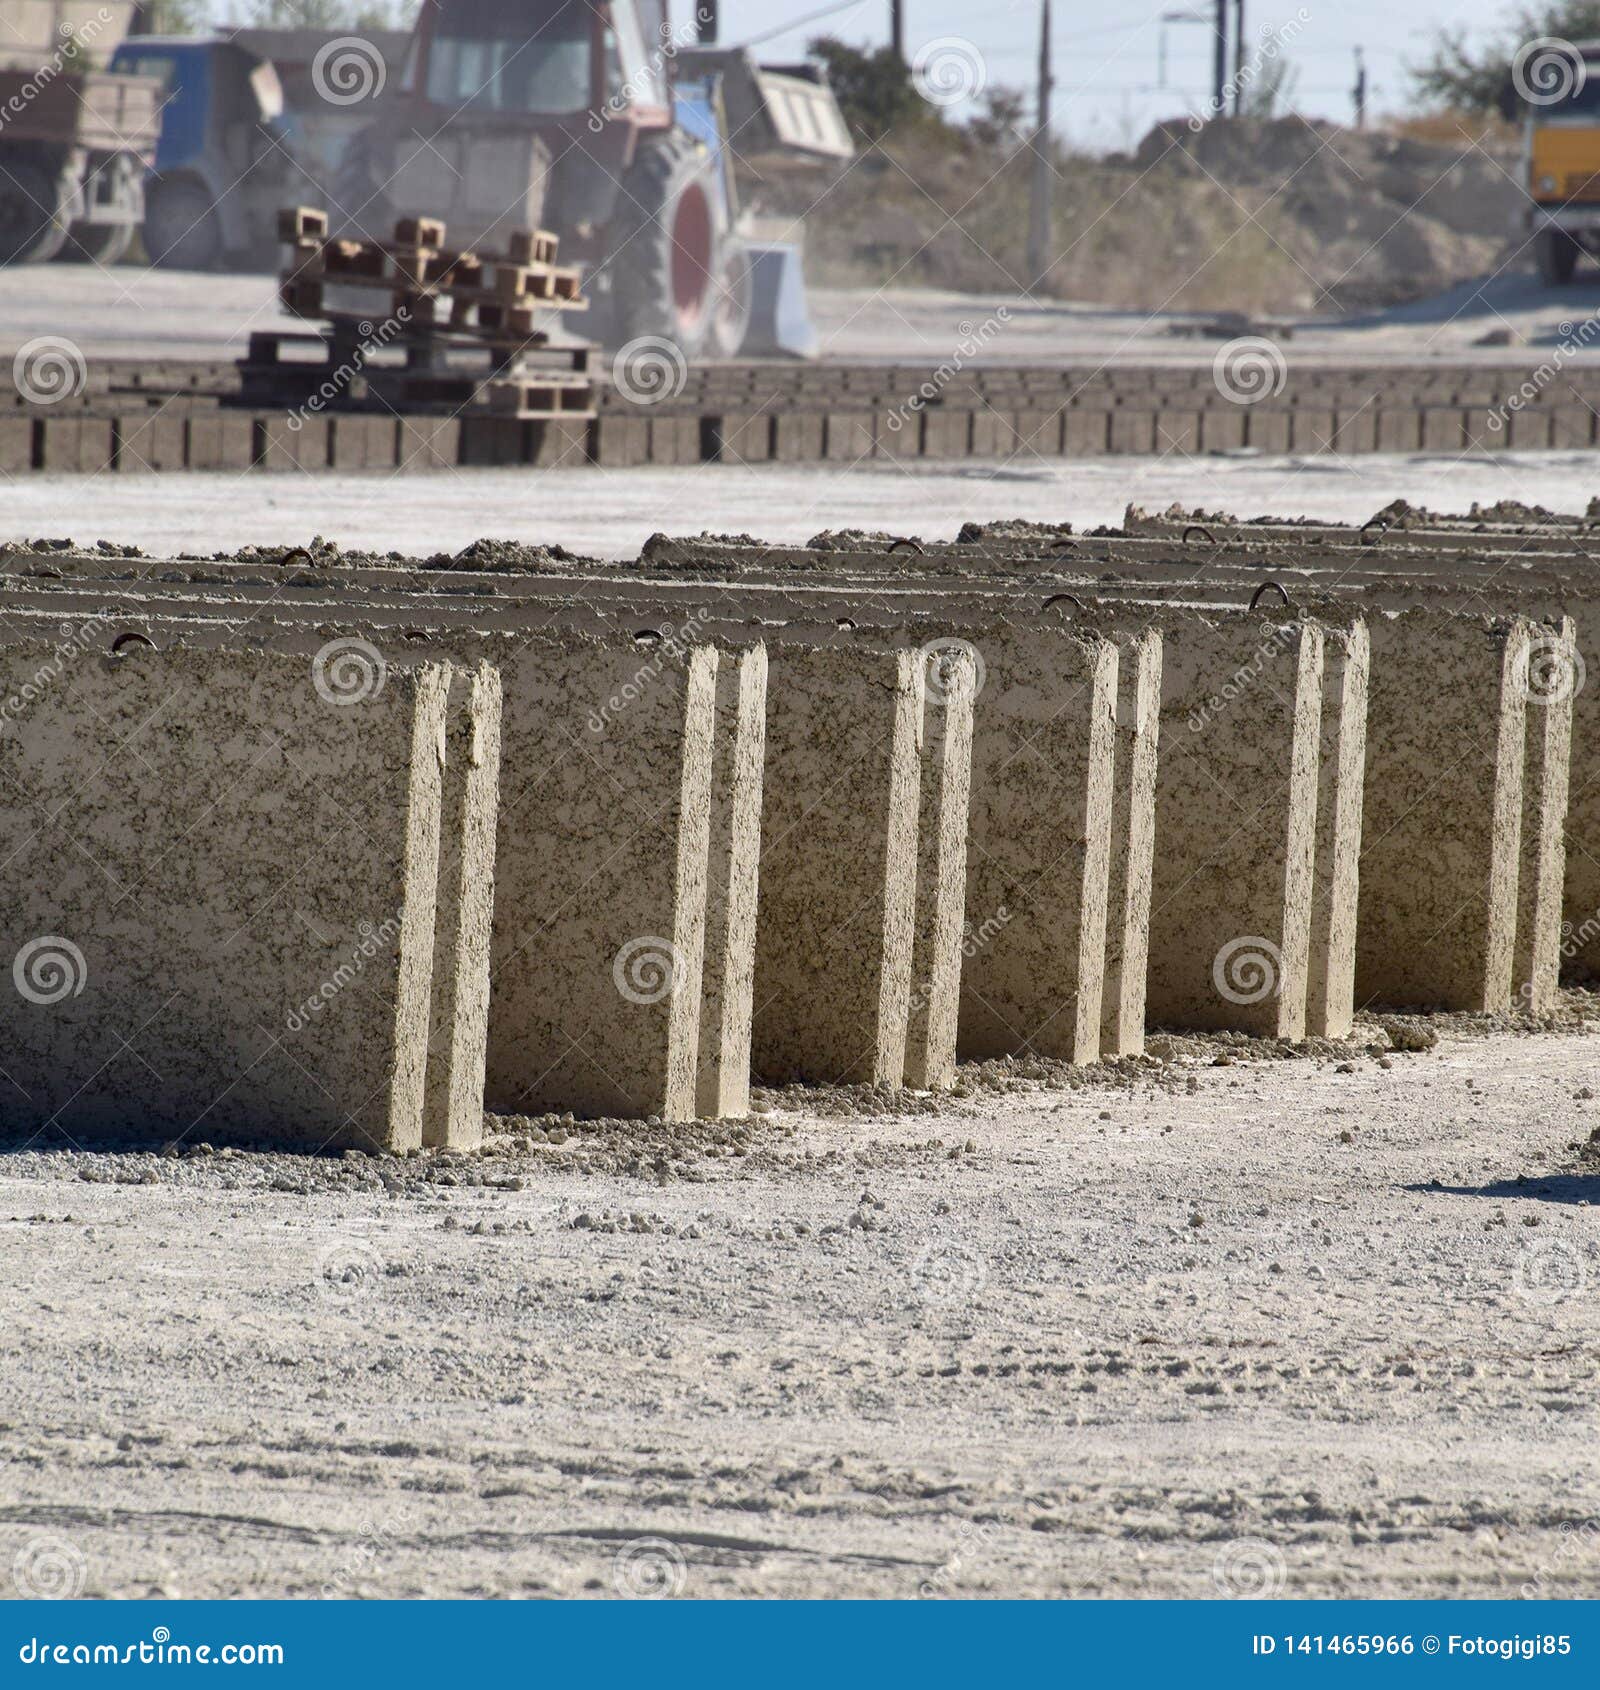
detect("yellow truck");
top-left (1501, 38), bottom-right (1600, 284)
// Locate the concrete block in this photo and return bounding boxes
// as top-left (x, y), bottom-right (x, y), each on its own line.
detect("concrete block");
top-left (1357, 613), bottom-right (1533, 1011)
top-left (589, 414), bottom-right (651, 467)
top-left (185, 413), bottom-right (255, 471)
top-left (648, 415), bottom-right (700, 466)
top-left (1247, 411), bottom-right (1291, 454)
top-left (0, 415), bottom-right (33, 473)
top-left (1155, 410), bottom-right (1201, 455)
top-left (824, 413), bottom-right (875, 461)
top-left (971, 408), bottom-right (1012, 458)
top-left (774, 412), bottom-right (825, 462)
top-left (1376, 409), bottom-right (1421, 453)
top-left (1199, 409), bottom-right (1246, 453)
top-left (1063, 409), bottom-right (1110, 457)
top-left (399, 417), bottom-right (460, 470)
top-left (921, 409), bottom-right (971, 460)
top-left (1149, 615), bottom-right (1327, 1038)
top-left (488, 636), bottom-right (723, 1120)
top-left (1110, 409), bottom-right (1155, 455)
top-left (720, 412), bottom-right (773, 465)
top-left (1289, 408), bottom-right (1335, 453)
top-left (753, 646), bottom-right (926, 1086)
top-left (1332, 406), bottom-right (1378, 455)
top-left (38, 416), bottom-right (114, 473)
top-left (116, 412), bottom-right (187, 472)
top-left (527, 419), bottom-right (589, 468)
top-left (0, 642), bottom-right (454, 1150)
top-left (954, 627), bottom-right (1118, 1064)
top-left (1421, 408), bottom-right (1466, 452)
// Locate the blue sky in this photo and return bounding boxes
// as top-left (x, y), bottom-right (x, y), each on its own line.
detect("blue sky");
top-left (711, 1), bottom-right (1519, 149)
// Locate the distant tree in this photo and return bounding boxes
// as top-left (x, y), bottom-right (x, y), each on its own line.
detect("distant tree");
top-left (240, 1), bottom-right (418, 28)
top-left (967, 86), bottom-right (1030, 150)
top-left (130, 1), bottom-right (210, 32)
top-left (1414, 2), bottom-right (1600, 112)
top-left (808, 36), bottom-right (929, 141)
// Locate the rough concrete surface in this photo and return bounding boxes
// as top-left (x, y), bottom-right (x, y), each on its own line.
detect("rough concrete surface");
top-left (0, 1022), bottom-right (1596, 1598)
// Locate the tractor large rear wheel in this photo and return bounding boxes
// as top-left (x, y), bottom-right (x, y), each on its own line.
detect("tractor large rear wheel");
top-left (605, 131), bottom-right (724, 359)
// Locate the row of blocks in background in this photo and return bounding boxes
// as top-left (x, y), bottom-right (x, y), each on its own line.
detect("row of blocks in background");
top-left (0, 548), bottom-right (1574, 1153)
top-left (3, 400), bottom-right (1590, 476)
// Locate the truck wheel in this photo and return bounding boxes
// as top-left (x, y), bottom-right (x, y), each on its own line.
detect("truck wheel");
top-left (144, 177), bottom-right (224, 270)
top-left (57, 221), bottom-right (136, 265)
top-left (0, 158), bottom-right (72, 264)
top-left (1537, 227), bottom-right (1580, 285)
top-left (605, 131), bottom-right (724, 359)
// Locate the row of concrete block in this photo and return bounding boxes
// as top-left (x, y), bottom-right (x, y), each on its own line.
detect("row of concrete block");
top-left (0, 532), bottom-right (1573, 1152)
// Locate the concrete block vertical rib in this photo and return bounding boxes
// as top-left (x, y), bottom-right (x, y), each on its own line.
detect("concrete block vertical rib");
top-left (697, 644), bottom-right (769, 1120)
top-left (1307, 620), bottom-right (1370, 1039)
top-left (422, 662), bottom-right (504, 1150)
top-left (904, 645), bottom-right (977, 1091)
top-left (486, 637), bottom-right (718, 1122)
top-left (1515, 617), bottom-right (1576, 1013)
top-left (1147, 616), bottom-right (1325, 1039)
top-left (1357, 614), bottom-right (1532, 1012)
top-left (752, 645), bottom-right (924, 1086)
top-left (1101, 627), bottom-right (1162, 1059)
top-left (956, 629), bottom-right (1118, 1064)
top-left (0, 643), bottom-right (451, 1151)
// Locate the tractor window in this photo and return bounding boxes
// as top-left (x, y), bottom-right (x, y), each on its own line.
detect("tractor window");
top-left (609, 3), bottom-right (666, 109)
top-left (117, 53), bottom-right (178, 94)
top-left (425, 0), bottom-right (594, 114)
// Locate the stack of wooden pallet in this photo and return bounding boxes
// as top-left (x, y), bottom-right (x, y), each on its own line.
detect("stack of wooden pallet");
top-left (243, 206), bottom-right (593, 422)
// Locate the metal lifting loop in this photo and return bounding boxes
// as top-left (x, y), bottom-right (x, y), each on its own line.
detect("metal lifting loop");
top-left (887, 537), bottom-right (926, 555)
top-left (1248, 581), bottom-right (1291, 612)
top-left (1042, 593), bottom-right (1086, 614)
top-left (278, 546), bottom-right (316, 568)
top-left (1182, 524), bottom-right (1217, 547)
top-left (110, 631), bottom-right (157, 656)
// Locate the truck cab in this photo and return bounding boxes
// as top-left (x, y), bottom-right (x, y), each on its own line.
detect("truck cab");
top-left (1502, 39), bottom-right (1600, 284)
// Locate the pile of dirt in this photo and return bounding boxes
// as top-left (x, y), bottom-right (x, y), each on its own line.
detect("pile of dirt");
top-left (759, 117), bottom-right (1520, 315)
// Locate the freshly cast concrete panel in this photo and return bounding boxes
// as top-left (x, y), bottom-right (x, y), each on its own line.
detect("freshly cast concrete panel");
top-left (1358, 612), bottom-right (1533, 1012)
top-left (0, 640), bottom-right (451, 1151)
top-left (1149, 615), bottom-right (1327, 1038)
top-left (753, 644), bottom-right (925, 1086)
top-left (1514, 617), bottom-right (1576, 1014)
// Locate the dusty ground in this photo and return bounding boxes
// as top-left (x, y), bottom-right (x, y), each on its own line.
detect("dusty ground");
top-left (1, 1019), bottom-right (1597, 1600)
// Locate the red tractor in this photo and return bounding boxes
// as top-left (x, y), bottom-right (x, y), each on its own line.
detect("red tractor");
top-left (329, 0), bottom-right (852, 357)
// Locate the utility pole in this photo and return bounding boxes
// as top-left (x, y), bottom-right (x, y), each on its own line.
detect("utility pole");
top-left (1231, 0), bottom-right (1245, 116)
top-left (1352, 46), bottom-right (1368, 130)
top-left (1213, 0), bottom-right (1227, 116)
top-left (1027, 0), bottom-right (1054, 282)
top-left (891, 1), bottom-right (905, 63)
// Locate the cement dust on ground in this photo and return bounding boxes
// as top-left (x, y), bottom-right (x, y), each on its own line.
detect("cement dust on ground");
top-left (1, 1024), bottom-right (1596, 1599)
